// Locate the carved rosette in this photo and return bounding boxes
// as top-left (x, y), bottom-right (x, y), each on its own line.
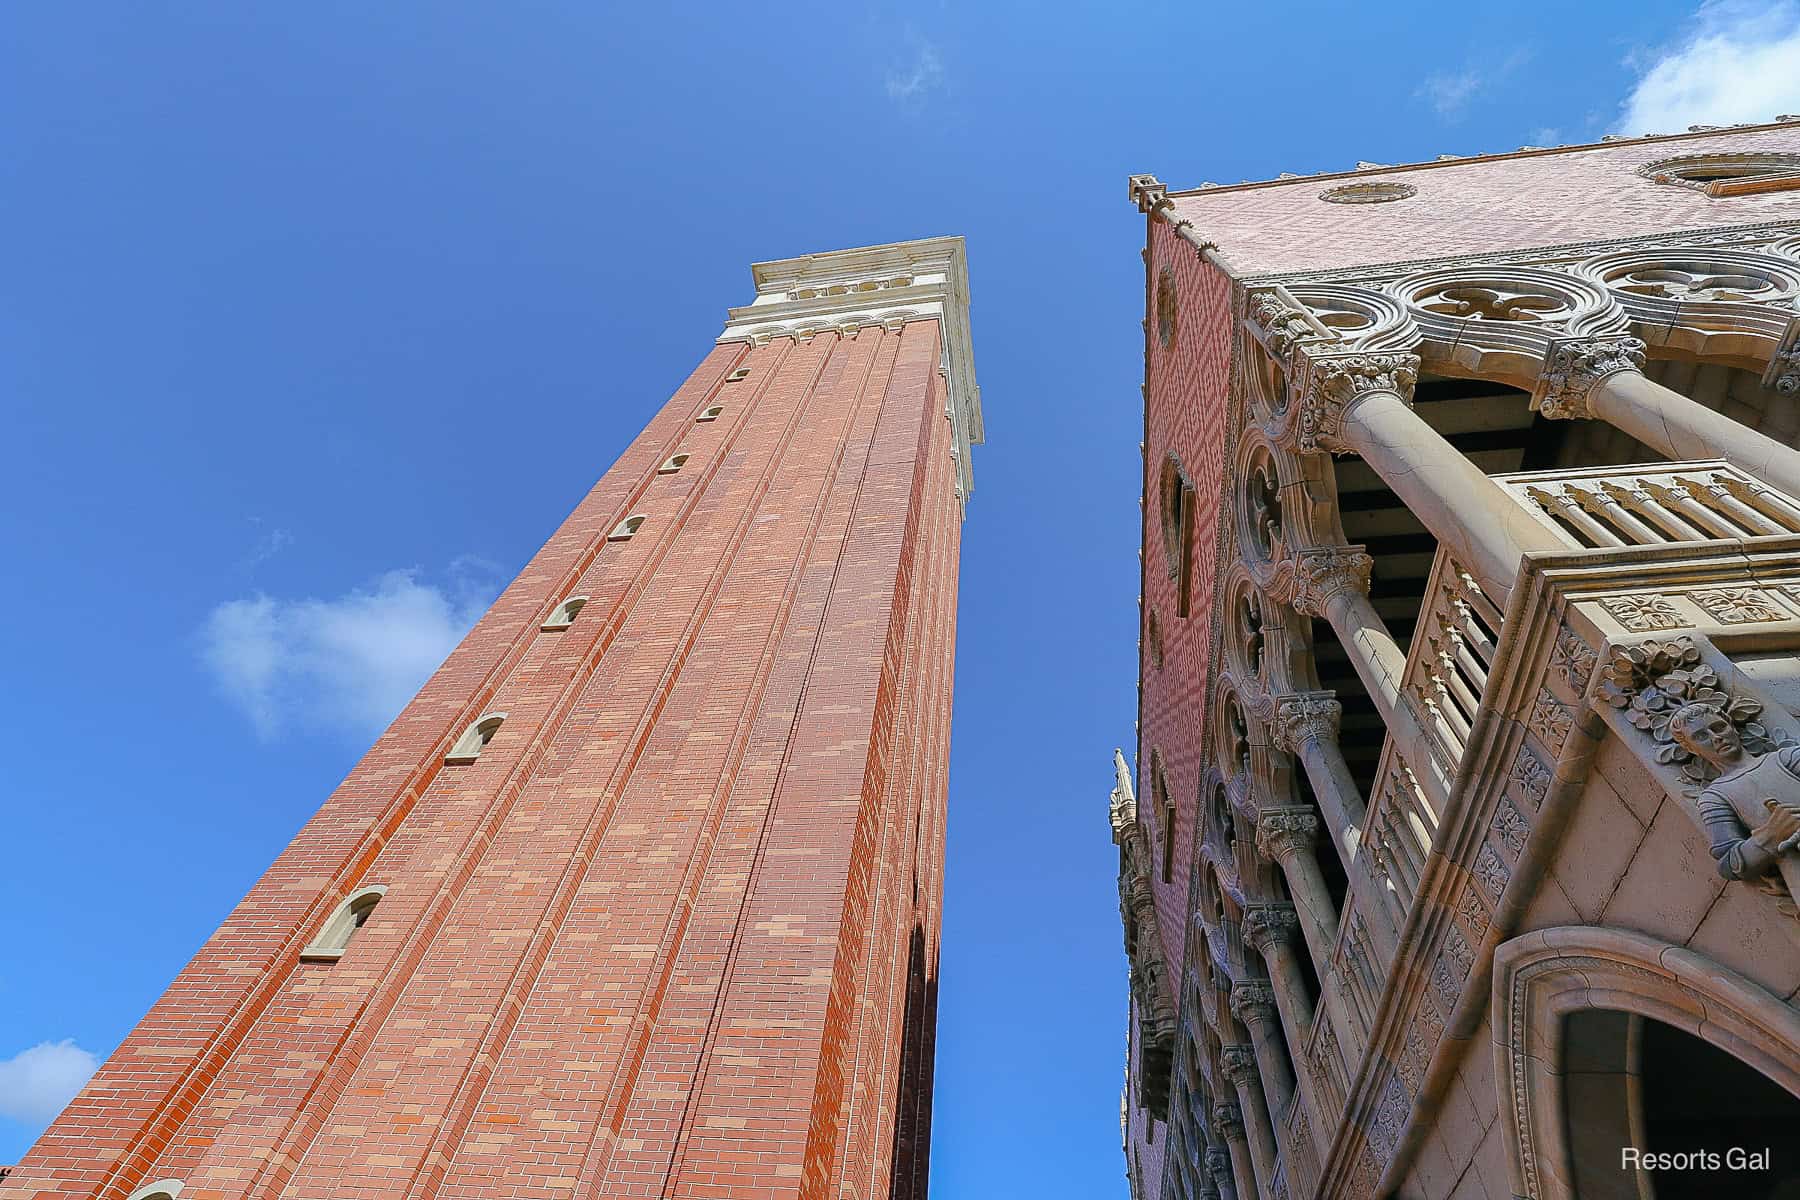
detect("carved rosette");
top-left (1272, 690), bottom-right (1342, 753)
top-left (1242, 902), bottom-right (1301, 952)
top-left (1282, 545), bottom-right (1374, 618)
top-left (1220, 1043), bottom-right (1259, 1088)
top-left (1256, 807), bottom-right (1321, 863)
top-left (1534, 336), bottom-right (1647, 419)
top-left (1229, 979), bottom-right (1279, 1030)
top-left (1275, 351), bottom-right (1419, 453)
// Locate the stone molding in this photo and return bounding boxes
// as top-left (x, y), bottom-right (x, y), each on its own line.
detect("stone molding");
top-left (1532, 336), bottom-right (1648, 419)
top-left (1492, 926), bottom-right (1800, 1200)
top-left (718, 236), bottom-right (984, 498)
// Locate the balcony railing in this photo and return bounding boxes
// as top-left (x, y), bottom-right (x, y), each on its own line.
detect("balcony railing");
top-left (1497, 459), bottom-right (1800, 548)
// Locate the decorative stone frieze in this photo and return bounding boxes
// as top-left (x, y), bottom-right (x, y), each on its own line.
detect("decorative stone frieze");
top-left (1526, 687), bottom-right (1573, 755)
top-left (1549, 624), bottom-right (1598, 695)
top-left (1272, 691), bottom-right (1342, 753)
top-left (1533, 336), bottom-right (1647, 419)
top-left (1689, 586), bottom-right (1787, 624)
top-left (1255, 808), bottom-right (1321, 863)
top-left (1597, 592), bottom-right (1685, 631)
top-left (1283, 545), bottom-right (1374, 617)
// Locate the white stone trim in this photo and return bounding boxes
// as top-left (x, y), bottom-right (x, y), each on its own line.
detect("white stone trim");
top-left (718, 236), bottom-right (983, 500)
top-left (300, 884), bottom-right (388, 962)
top-left (126, 1182), bottom-right (184, 1200)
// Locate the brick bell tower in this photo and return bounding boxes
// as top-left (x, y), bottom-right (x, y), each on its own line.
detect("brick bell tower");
top-left (8, 237), bottom-right (981, 1200)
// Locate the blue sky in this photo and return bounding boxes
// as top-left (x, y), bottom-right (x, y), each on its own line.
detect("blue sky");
top-left (3, 1), bottom-right (1798, 1190)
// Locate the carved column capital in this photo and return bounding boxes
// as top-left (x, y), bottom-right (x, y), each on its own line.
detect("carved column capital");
top-left (1277, 351), bottom-right (1420, 454)
top-left (1255, 807), bottom-right (1320, 863)
top-left (1212, 1100), bottom-right (1246, 1141)
top-left (1220, 1042), bottom-right (1259, 1087)
top-left (1282, 545), bottom-right (1373, 618)
top-left (1271, 690), bottom-right (1342, 753)
top-left (1241, 901), bottom-right (1301, 952)
top-left (1228, 979), bottom-right (1279, 1029)
top-left (1767, 322), bottom-right (1800, 396)
top-left (1535, 335), bottom-right (1647, 419)
top-left (1204, 1146), bottom-right (1233, 1181)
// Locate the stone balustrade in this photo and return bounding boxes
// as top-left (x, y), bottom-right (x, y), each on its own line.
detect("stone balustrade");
top-left (1498, 459), bottom-right (1800, 549)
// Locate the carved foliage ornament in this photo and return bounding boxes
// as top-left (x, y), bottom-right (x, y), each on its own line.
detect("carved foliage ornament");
top-left (1242, 902), bottom-right (1300, 951)
top-left (1597, 636), bottom-right (1780, 782)
top-left (1598, 592), bottom-right (1685, 632)
top-left (1536, 336), bottom-right (1647, 420)
top-left (1256, 808), bottom-right (1320, 862)
top-left (1285, 546), bottom-right (1374, 617)
top-left (1284, 352), bottom-right (1419, 453)
top-left (1273, 691), bottom-right (1342, 753)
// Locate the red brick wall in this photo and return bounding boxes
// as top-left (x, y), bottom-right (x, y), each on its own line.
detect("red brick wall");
top-left (6, 319), bottom-right (962, 1200)
top-left (1126, 218), bottom-right (1238, 1187)
top-left (1166, 125), bottom-right (1800, 277)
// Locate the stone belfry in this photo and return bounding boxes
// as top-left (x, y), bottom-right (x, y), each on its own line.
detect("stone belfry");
top-left (7, 237), bottom-right (980, 1200)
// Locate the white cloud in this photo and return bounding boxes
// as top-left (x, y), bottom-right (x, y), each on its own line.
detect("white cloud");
top-left (200, 562), bottom-right (499, 739)
top-left (1616, 0), bottom-right (1800, 134)
top-left (885, 39), bottom-right (945, 106)
top-left (1416, 50), bottom-right (1532, 120)
top-left (0, 1040), bottom-right (98, 1125)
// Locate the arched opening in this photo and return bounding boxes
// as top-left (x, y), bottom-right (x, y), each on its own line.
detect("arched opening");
top-left (542, 595), bottom-right (588, 631)
top-left (1562, 1009), bottom-right (1800, 1198)
top-left (658, 453), bottom-right (690, 475)
top-left (446, 713), bottom-right (505, 764)
top-left (127, 1184), bottom-right (184, 1200)
top-left (300, 885), bottom-right (386, 962)
top-left (608, 514), bottom-right (646, 542)
top-left (697, 405), bottom-right (724, 422)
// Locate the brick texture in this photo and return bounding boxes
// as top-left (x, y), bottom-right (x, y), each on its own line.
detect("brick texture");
top-left (6, 319), bottom-right (962, 1200)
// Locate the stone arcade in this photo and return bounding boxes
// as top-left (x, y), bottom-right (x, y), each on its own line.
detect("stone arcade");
top-left (1117, 124), bottom-right (1800, 1199)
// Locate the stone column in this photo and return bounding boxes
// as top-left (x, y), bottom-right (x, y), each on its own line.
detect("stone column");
top-left (1233, 979), bottom-right (1332, 1164)
top-left (1228, 982), bottom-right (1293, 1121)
top-left (1221, 1043), bottom-right (1281, 1193)
top-left (1204, 1145), bottom-right (1237, 1200)
top-left (1246, 901), bottom-right (1367, 1071)
top-left (1254, 808), bottom-right (1339, 981)
top-left (1285, 546), bottom-right (1454, 811)
top-left (1270, 692), bottom-right (1400, 963)
top-left (1539, 336), bottom-right (1800, 504)
top-left (1212, 1101), bottom-right (1259, 1200)
top-left (1290, 352), bottom-right (1566, 604)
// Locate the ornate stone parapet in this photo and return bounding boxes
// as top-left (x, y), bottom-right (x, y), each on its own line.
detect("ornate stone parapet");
top-left (1533, 335), bottom-right (1648, 420)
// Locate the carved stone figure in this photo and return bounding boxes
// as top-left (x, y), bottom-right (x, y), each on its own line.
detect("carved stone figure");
top-left (1666, 704), bottom-right (1800, 881)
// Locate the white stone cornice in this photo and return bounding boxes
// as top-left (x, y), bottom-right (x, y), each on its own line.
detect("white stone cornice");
top-left (718, 235), bottom-right (984, 501)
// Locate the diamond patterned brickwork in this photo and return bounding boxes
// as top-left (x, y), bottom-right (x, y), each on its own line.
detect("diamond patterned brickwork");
top-left (1166, 125), bottom-right (1800, 278)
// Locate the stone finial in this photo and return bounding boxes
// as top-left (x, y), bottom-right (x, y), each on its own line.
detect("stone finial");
top-left (1220, 1043), bottom-right (1259, 1087)
top-left (1229, 979), bottom-right (1279, 1028)
top-left (1241, 902), bottom-right (1301, 951)
top-left (1535, 336), bottom-right (1647, 419)
top-left (1109, 748), bottom-right (1137, 845)
top-left (1285, 545), bottom-right (1374, 618)
top-left (1279, 352), bottom-right (1419, 453)
top-left (1129, 174), bottom-right (1170, 215)
top-left (1256, 808), bottom-right (1320, 862)
top-left (1272, 691), bottom-right (1342, 753)
top-left (1212, 1100), bottom-right (1247, 1140)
